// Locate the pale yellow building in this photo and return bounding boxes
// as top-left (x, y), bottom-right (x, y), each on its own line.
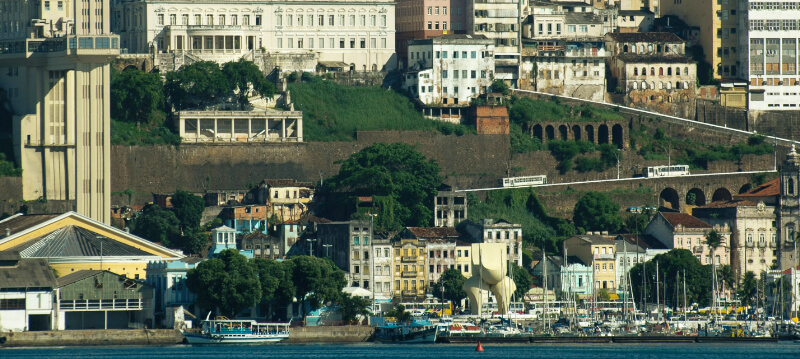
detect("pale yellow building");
top-left (564, 234), bottom-right (617, 292)
top-left (0, 0), bottom-right (120, 224)
top-left (0, 212), bottom-right (185, 279)
top-left (392, 238), bottom-right (427, 301)
top-left (660, 0), bottom-right (739, 80)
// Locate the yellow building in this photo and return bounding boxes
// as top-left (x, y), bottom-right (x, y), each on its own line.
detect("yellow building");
top-left (393, 238), bottom-right (427, 301)
top-left (0, 212), bottom-right (185, 279)
top-left (660, 0), bottom-right (739, 80)
top-left (564, 234), bottom-right (617, 292)
top-left (455, 241), bottom-right (473, 278)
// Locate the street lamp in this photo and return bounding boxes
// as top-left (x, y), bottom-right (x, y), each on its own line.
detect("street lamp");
top-left (307, 238), bottom-right (317, 257)
top-left (610, 148), bottom-right (622, 179)
top-left (323, 243), bottom-right (332, 257)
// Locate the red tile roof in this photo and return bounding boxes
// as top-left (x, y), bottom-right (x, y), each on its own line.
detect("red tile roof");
top-left (697, 200), bottom-right (757, 209)
top-left (406, 227), bottom-right (460, 239)
top-left (738, 178), bottom-right (779, 197)
top-left (660, 212), bottom-right (711, 229)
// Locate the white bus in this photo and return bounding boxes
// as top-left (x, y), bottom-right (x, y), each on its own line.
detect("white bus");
top-left (642, 165), bottom-right (690, 178)
top-left (501, 175), bottom-right (547, 188)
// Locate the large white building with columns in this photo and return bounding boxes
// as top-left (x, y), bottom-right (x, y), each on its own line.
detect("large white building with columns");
top-left (111, 0), bottom-right (397, 72)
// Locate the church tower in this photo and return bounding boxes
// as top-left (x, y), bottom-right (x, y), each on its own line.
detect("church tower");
top-left (778, 145), bottom-right (800, 270)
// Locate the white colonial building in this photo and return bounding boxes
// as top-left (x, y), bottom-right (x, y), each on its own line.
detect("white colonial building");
top-left (111, 0), bottom-right (397, 72)
top-left (404, 34), bottom-right (495, 106)
top-left (742, 1), bottom-right (800, 110)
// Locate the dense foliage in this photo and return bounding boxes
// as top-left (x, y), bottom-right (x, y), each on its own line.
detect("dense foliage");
top-left (110, 67), bottom-right (166, 123)
top-left (287, 75), bottom-right (474, 141)
top-left (291, 256), bottom-right (347, 315)
top-left (432, 268), bottom-right (468, 306)
top-left (164, 61), bottom-right (231, 109)
top-left (629, 249), bottom-right (712, 307)
top-left (338, 294), bottom-right (371, 323)
top-left (222, 59), bottom-right (276, 107)
top-left (130, 191), bottom-right (208, 254)
top-left (512, 264), bottom-right (533, 299)
top-left (254, 259), bottom-right (296, 319)
top-left (572, 191), bottom-right (623, 234)
top-left (326, 143), bottom-right (442, 229)
top-left (186, 249), bottom-right (262, 318)
top-left (0, 153), bottom-right (21, 176)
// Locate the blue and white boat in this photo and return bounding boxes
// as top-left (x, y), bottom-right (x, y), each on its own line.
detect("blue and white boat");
top-left (183, 316), bottom-right (290, 344)
top-left (374, 319), bottom-right (438, 343)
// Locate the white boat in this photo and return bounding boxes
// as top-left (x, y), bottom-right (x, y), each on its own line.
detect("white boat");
top-left (374, 319), bottom-right (438, 343)
top-left (183, 316), bottom-right (290, 344)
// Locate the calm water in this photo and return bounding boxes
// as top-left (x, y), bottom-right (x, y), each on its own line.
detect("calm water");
top-left (2, 343), bottom-right (800, 359)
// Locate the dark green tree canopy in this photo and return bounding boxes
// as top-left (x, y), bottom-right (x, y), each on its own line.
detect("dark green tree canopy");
top-left (738, 271), bottom-right (758, 307)
top-left (290, 256), bottom-right (346, 313)
top-left (512, 264), bottom-right (533, 299)
top-left (222, 59), bottom-right (275, 107)
top-left (629, 249), bottom-right (712, 306)
top-left (170, 190), bottom-right (205, 231)
top-left (186, 249), bottom-right (262, 318)
top-left (327, 143), bottom-right (442, 228)
top-left (254, 259), bottom-right (296, 308)
top-left (573, 192), bottom-right (623, 233)
top-left (705, 230), bottom-right (722, 250)
top-left (130, 204), bottom-right (181, 247)
top-left (110, 67), bottom-right (165, 123)
top-left (338, 294), bottom-right (370, 323)
top-left (164, 61), bottom-right (229, 108)
top-left (432, 268), bottom-right (467, 306)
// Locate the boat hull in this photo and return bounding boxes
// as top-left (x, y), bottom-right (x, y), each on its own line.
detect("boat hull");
top-left (183, 332), bottom-right (289, 344)
top-left (374, 329), bottom-right (437, 344)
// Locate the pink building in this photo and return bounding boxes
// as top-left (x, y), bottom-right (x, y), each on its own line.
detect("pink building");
top-left (396, 0), bottom-right (468, 68)
top-left (644, 212), bottom-right (732, 266)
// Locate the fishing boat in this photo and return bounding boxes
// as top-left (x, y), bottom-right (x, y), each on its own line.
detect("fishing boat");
top-left (183, 316), bottom-right (291, 344)
top-left (374, 319), bottom-right (438, 343)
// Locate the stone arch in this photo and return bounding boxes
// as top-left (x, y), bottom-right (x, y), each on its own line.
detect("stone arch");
top-left (624, 44), bottom-right (629, 52)
top-left (533, 124), bottom-right (543, 142)
top-left (686, 188), bottom-right (707, 206)
top-left (598, 124), bottom-right (609, 144)
top-left (585, 125), bottom-right (595, 143)
top-left (545, 125), bottom-right (555, 140)
top-left (659, 187), bottom-right (680, 210)
top-left (559, 125), bottom-right (568, 140)
top-left (572, 125), bottom-right (582, 140)
top-left (738, 183), bottom-right (753, 194)
top-left (712, 188), bottom-right (733, 202)
top-left (611, 124), bottom-right (623, 148)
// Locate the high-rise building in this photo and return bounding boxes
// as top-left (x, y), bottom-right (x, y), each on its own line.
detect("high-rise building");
top-left (1, 0), bottom-right (120, 223)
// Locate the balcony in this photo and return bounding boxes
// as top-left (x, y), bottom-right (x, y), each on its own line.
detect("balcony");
top-left (402, 290), bottom-right (419, 297)
top-left (401, 271), bottom-right (418, 278)
top-left (693, 246), bottom-right (704, 254)
top-left (401, 256), bottom-right (418, 262)
top-left (60, 298), bottom-right (143, 311)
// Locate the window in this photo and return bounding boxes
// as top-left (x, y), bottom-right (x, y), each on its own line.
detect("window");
top-left (44, 1), bottom-right (50, 10)
top-left (428, 21), bottom-right (432, 30)
top-left (158, 14), bottom-right (164, 26)
top-left (428, 6), bottom-right (432, 15)
top-left (276, 15), bottom-right (282, 26)
top-left (442, 70), bottom-right (448, 79)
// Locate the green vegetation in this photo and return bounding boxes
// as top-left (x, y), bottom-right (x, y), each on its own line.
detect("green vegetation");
top-left (468, 187), bottom-right (575, 254)
top-left (630, 249), bottom-right (712, 306)
top-left (572, 191), bottom-right (623, 234)
top-left (432, 268), bottom-right (468, 306)
top-left (546, 140), bottom-right (621, 174)
top-left (512, 264), bottom-right (533, 299)
top-left (490, 79), bottom-right (510, 96)
top-left (222, 59), bottom-right (276, 108)
top-left (631, 127), bottom-right (773, 170)
top-left (186, 249), bottom-right (263, 318)
top-left (291, 256), bottom-right (347, 315)
top-left (339, 294), bottom-right (371, 323)
top-left (130, 191), bottom-right (208, 254)
top-left (288, 74), bottom-right (474, 141)
top-left (325, 143), bottom-right (442, 229)
top-left (111, 67), bottom-right (166, 124)
top-left (0, 153), bottom-right (21, 176)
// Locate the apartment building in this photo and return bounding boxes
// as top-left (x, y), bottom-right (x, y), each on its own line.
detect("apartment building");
top-left (372, 235), bottom-right (394, 303)
top-left (404, 34), bottom-right (495, 106)
top-left (433, 185), bottom-right (468, 227)
top-left (564, 234), bottom-right (617, 292)
top-left (395, 0), bottom-right (469, 67)
top-left (1, 0), bottom-right (120, 224)
top-left (458, 219), bottom-right (523, 266)
top-left (660, 0), bottom-right (739, 81)
top-left (111, 0), bottom-right (397, 72)
top-left (315, 220), bottom-right (374, 289)
top-left (521, 1), bottom-right (607, 101)
top-left (467, 0), bottom-right (521, 85)
top-left (741, 1), bottom-right (800, 110)
top-left (392, 237), bottom-right (428, 301)
top-left (644, 212), bottom-right (732, 266)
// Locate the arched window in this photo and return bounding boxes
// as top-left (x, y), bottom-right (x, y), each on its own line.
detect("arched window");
top-left (683, 81), bottom-right (689, 89)
top-left (650, 67), bottom-right (655, 76)
top-left (676, 67), bottom-right (681, 76)
top-left (624, 44), bottom-right (629, 52)
top-left (634, 67), bottom-right (638, 76)
top-left (659, 67), bottom-right (664, 76)
top-left (647, 44), bottom-right (653, 52)
top-left (667, 67), bottom-right (672, 76)
top-left (641, 81), bottom-right (647, 89)
top-left (676, 81), bottom-right (681, 89)
top-left (657, 45), bottom-right (662, 52)
top-left (684, 67), bottom-right (689, 76)
top-left (658, 82), bottom-right (663, 90)
top-left (632, 81), bottom-right (638, 90)
top-left (640, 45), bottom-right (645, 53)
top-left (641, 67), bottom-right (647, 76)
top-left (665, 45), bottom-right (670, 53)
top-left (789, 178), bottom-right (795, 195)
top-left (666, 82), bottom-right (672, 89)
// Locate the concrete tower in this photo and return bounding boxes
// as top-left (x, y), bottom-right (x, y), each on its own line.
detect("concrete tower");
top-left (0, 0), bottom-right (119, 223)
top-left (779, 145), bottom-right (800, 270)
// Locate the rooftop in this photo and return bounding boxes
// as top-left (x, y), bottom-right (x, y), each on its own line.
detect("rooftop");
top-left (616, 234), bottom-right (668, 250)
top-left (0, 214), bottom-right (61, 239)
top-left (737, 178), bottom-right (779, 198)
top-left (405, 227), bottom-right (461, 239)
top-left (261, 179), bottom-right (314, 188)
top-left (56, 269), bottom-right (104, 287)
top-left (0, 251), bottom-right (57, 289)
top-left (570, 234), bottom-right (616, 245)
top-left (618, 53), bottom-right (694, 64)
top-left (607, 32), bottom-right (683, 43)
top-left (660, 212), bottom-right (712, 229)
top-left (9, 225), bottom-right (154, 258)
top-left (696, 200), bottom-right (758, 209)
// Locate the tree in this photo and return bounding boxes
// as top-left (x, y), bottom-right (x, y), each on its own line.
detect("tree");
top-left (705, 230), bottom-right (722, 250)
top-left (572, 192), bottom-right (623, 233)
top-left (718, 264), bottom-right (735, 292)
top-left (170, 190), bottom-right (205, 232)
top-left (164, 61), bottom-right (229, 109)
top-left (291, 256), bottom-right (346, 315)
top-left (629, 249), bottom-right (712, 306)
top-left (432, 268), bottom-right (467, 306)
top-left (130, 204), bottom-right (181, 247)
top-left (624, 212), bottom-right (651, 234)
top-left (738, 271), bottom-right (757, 307)
top-left (339, 294), bottom-right (370, 323)
top-left (254, 259), bottom-right (296, 320)
top-left (326, 143), bottom-right (442, 228)
top-left (512, 264), bottom-right (533, 299)
top-left (596, 288), bottom-right (611, 301)
top-left (186, 249), bottom-right (261, 318)
top-left (386, 304), bottom-right (412, 323)
top-left (491, 79), bottom-right (509, 96)
top-left (110, 67), bottom-right (166, 123)
top-left (179, 228), bottom-right (209, 255)
top-left (222, 60), bottom-right (275, 108)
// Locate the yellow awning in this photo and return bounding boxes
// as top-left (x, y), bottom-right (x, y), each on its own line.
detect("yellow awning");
top-left (608, 294), bottom-right (620, 301)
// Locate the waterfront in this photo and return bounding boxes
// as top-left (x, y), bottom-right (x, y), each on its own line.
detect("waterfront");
top-left (2, 343), bottom-right (800, 359)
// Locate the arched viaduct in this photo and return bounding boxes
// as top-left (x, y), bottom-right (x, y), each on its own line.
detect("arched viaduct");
top-left (533, 172), bottom-right (766, 214)
top-left (530, 121), bottom-right (628, 149)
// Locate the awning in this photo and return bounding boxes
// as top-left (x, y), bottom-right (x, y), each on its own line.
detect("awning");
top-left (343, 286), bottom-right (372, 297)
top-left (608, 294), bottom-right (620, 301)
